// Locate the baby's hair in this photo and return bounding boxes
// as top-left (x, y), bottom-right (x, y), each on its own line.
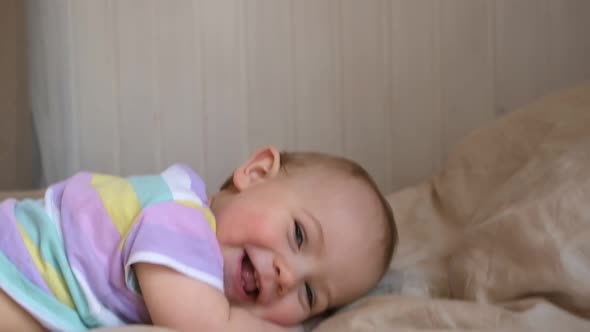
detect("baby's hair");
top-left (219, 151), bottom-right (398, 276)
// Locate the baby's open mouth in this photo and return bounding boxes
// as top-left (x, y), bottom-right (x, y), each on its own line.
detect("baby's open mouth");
top-left (241, 253), bottom-right (260, 301)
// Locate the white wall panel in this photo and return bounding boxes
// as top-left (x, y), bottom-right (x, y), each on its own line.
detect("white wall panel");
top-left (200, 0), bottom-right (249, 189)
top-left (72, 1), bottom-right (120, 174)
top-left (28, 0), bottom-right (79, 182)
top-left (495, 0), bottom-right (552, 113)
top-left (548, 0), bottom-right (590, 91)
top-left (292, 0), bottom-right (343, 154)
top-left (155, 0), bottom-right (205, 174)
top-left (390, 0), bottom-right (442, 190)
top-left (440, 0), bottom-right (495, 157)
top-left (115, 0), bottom-right (160, 175)
top-left (245, 0), bottom-right (294, 152)
top-left (341, 0), bottom-right (391, 189)
top-left (27, 0), bottom-right (590, 194)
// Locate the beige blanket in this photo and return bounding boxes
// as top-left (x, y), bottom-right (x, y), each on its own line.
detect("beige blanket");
top-left (316, 82), bottom-right (590, 331)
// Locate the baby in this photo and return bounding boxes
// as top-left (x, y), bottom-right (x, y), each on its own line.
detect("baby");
top-left (0, 146), bottom-right (397, 331)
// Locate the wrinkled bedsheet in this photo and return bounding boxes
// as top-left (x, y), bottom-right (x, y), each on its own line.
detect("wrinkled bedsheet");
top-left (316, 82), bottom-right (590, 332)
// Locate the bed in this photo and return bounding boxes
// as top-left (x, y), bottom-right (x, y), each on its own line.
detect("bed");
top-left (2, 82), bottom-right (590, 331)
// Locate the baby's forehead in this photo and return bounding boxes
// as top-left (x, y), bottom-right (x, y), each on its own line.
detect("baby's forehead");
top-left (305, 174), bottom-right (381, 208)
top-left (304, 178), bottom-right (385, 253)
top-left (285, 170), bottom-right (384, 227)
top-left (285, 165), bottom-right (374, 191)
top-left (282, 165), bottom-right (387, 233)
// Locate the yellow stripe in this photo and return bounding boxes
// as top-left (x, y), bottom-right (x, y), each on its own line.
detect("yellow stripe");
top-left (91, 174), bottom-right (141, 236)
top-left (177, 200), bottom-right (217, 233)
top-left (17, 224), bottom-right (75, 309)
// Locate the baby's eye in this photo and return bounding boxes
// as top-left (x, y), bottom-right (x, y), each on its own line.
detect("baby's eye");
top-left (305, 282), bottom-right (315, 309)
top-left (294, 221), bottom-right (305, 249)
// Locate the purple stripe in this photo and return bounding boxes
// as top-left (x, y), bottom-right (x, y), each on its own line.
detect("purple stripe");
top-left (0, 199), bottom-right (51, 293)
top-left (135, 205), bottom-right (214, 236)
top-left (123, 202), bottom-right (223, 279)
top-left (59, 173), bottom-right (147, 322)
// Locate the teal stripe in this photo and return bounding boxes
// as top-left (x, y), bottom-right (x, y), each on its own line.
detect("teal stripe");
top-left (0, 252), bottom-right (87, 331)
top-left (16, 201), bottom-right (64, 273)
top-left (14, 200), bottom-right (99, 328)
top-left (128, 175), bottom-right (173, 208)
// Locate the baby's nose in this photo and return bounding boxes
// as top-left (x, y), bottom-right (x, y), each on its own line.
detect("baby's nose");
top-left (273, 258), bottom-right (298, 296)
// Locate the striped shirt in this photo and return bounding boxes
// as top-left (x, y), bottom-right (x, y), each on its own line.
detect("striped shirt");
top-left (0, 164), bottom-right (223, 331)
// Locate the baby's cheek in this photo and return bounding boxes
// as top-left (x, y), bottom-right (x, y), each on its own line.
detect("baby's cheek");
top-left (242, 210), bottom-right (282, 242)
top-left (260, 300), bottom-right (307, 326)
top-left (244, 210), bottom-right (271, 229)
top-left (219, 207), bottom-right (266, 241)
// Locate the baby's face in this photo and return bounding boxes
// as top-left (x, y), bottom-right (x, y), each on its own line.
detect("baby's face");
top-left (211, 169), bottom-right (385, 325)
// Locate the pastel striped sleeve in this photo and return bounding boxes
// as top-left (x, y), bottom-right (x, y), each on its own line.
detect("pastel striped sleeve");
top-left (121, 201), bottom-right (223, 292)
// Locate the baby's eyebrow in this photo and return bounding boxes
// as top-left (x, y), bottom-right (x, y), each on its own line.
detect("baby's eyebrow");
top-left (303, 208), bottom-right (325, 251)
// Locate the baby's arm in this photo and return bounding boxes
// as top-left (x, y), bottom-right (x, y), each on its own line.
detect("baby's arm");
top-left (135, 263), bottom-right (300, 332)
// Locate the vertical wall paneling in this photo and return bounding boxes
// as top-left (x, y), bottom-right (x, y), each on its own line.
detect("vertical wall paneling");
top-left (390, 0), bottom-right (442, 190)
top-left (292, 0), bottom-right (343, 154)
top-left (440, 0), bottom-right (495, 157)
top-left (116, 0), bottom-right (159, 175)
top-left (72, 1), bottom-right (120, 174)
top-left (64, 1), bottom-right (80, 176)
top-left (27, 0), bottom-right (590, 193)
top-left (154, 0), bottom-right (205, 173)
top-left (33, 0), bottom-right (78, 182)
top-left (340, 0), bottom-right (390, 188)
top-left (192, 0), bottom-right (208, 177)
top-left (30, 0), bottom-right (55, 183)
top-left (495, 0), bottom-right (552, 114)
top-left (26, 1), bottom-right (47, 183)
top-left (245, 1), bottom-right (293, 152)
top-left (548, 0), bottom-right (590, 91)
top-left (201, 0), bottom-right (248, 190)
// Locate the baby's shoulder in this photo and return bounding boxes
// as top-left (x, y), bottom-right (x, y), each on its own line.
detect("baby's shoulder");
top-left (158, 164), bottom-right (209, 207)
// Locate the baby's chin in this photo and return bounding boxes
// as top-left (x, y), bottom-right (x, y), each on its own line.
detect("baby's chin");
top-left (232, 303), bottom-right (308, 326)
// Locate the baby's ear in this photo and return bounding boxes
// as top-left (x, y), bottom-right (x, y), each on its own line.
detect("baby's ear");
top-left (232, 146), bottom-right (281, 191)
